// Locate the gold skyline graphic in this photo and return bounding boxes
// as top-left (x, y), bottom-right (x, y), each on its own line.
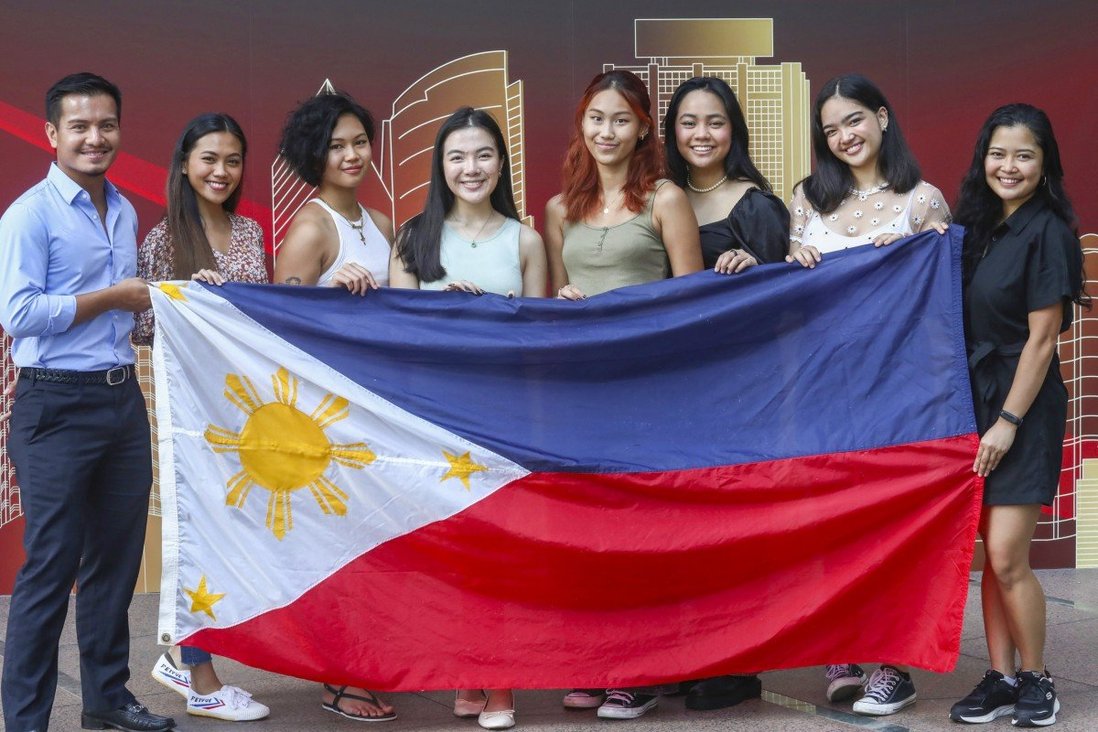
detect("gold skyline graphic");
top-left (605, 18), bottom-right (810, 204)
top-left (1076, 458), bottom-right (1098, 567)
top-left (0, 26), bottom-right (1096, 576)
top-left (1061, 235), bottom-right (1098, 562)
top-left (0, 342), bottom-right (17, 530)
top-left (380, 51), bottom-right (527, 231)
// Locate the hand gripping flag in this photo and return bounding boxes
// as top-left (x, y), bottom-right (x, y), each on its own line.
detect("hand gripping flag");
top-left (153, 228), bottom-right (981, 690)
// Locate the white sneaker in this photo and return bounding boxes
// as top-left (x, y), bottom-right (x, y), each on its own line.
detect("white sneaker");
top-left (151, 652), bottom-right (190, 698)
top-left (188, 685), bottom-right (270, 721)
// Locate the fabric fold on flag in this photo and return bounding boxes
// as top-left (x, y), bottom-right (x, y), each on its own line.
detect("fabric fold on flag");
top-left (154, 228), bottom-right (981, 689)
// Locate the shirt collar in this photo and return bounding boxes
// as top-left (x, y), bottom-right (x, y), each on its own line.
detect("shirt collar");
top-left (47, 162), bottom-right (121, 207)
top-left (996, 194), bottom-right (1047, 237)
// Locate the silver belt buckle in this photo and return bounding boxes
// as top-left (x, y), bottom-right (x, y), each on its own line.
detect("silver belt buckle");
top-left (106, 366), bottom-right (128, 386)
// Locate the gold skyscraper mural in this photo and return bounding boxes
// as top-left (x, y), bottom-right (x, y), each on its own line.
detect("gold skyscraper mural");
top-left (271, 80), bottom-right (338, 256)
top-left (379, 51), bottom-right (527, 230)
top-left (604, 18), bottom-right (810, 203)
top-left (270, 53), bottom-right (528, 259)
top-left (1068, 237), bottom-right (1098, 566)
top-left (0, 337), bottom-right (18, 531)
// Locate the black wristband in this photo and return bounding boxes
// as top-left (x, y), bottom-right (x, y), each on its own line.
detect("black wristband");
top-left (999, 409), bottom-right (1023, 427)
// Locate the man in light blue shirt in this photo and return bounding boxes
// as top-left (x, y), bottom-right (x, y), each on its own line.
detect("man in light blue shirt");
top-left (0, 73), bottom-right (174, 732)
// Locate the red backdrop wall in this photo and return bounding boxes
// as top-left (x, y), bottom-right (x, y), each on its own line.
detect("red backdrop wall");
top-left (1, 0), bottom-right (1095, 590)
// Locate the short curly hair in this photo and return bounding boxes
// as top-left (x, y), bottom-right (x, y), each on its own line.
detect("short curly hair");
top-left (278, 92), bottom-right (375, 187)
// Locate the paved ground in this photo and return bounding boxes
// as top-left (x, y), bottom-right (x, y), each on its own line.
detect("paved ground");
top-left (1, 568), bottom-right (1095, 731)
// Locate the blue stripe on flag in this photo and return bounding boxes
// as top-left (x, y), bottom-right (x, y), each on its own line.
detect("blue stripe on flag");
top-left (208, 229), bottom-right (973, 473)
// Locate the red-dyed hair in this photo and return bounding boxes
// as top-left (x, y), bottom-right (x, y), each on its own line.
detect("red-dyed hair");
top-left (561, 70), bottom-right (665, 222)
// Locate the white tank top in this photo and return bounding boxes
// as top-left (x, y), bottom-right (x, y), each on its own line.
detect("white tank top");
top-left (310, 199), bottom-right (390, 287)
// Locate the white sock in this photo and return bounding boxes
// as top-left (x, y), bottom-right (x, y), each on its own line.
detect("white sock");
top-left (1002, 675), bottom-right (1018, 687)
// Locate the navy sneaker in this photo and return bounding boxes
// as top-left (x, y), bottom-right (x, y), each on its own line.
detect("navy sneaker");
top-left (596, 690), bottom-right (658, 719)
top-left (1012, 670), bottom-right (1059, 727)
top-left (949, 669), bottom-right (1016, 723)
top-left (852, 665), bottom-right (916, 716)
top-left (825, 664), bottom-right (867, 702)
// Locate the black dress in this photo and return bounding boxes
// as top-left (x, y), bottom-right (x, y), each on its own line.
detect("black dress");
top-left (964, 196), bottom-right (1082, 505)
top-left (698, 188), bottom-right (790, 268)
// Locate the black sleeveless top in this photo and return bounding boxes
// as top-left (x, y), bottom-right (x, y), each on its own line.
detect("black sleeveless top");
top-left (698, 188), bottom-right (790, 268)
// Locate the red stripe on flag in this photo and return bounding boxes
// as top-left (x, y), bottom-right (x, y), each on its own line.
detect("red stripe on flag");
top-left (186, 433), bottom-right (982, 690)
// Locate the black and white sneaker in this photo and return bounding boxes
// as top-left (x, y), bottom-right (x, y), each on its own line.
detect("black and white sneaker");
top-left (596, 690), bottom-right (659, 719)
top-left (949, 669), bottom-right (1016, 723)
top-left (1012, 670), bottom-right (1059, 727)
top-left (825, 664), bottom-right (867, 702)
top-left (852, 665), bottom-right (916, 716)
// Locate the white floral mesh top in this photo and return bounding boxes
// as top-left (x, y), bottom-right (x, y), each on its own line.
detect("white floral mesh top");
top-left (788, 180), bottom-right (951, 254)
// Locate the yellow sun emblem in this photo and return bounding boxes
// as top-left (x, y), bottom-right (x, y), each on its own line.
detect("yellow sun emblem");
top-left (205, 367), bottom-right (376, 540)
top-left (158, 282), bottom-right (188, 301)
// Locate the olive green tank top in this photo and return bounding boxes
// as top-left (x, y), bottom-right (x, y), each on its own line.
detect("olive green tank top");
top-left (561, 180), bottom-right (671, 296)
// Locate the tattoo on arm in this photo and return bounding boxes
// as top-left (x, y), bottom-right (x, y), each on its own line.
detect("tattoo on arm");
top-left (284, 276), bottom-right (302, 285)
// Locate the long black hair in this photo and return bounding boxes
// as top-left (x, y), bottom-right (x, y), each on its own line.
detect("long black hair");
top-left (663, 76), bottom-right (770, 192)
top-left (801, 74), bottom-right (921, 214)
top-left (165, 113), bottom-right (247, 278)
top-left (279, 91), bottom-right (374, 187)
top-left (395, 107), bottom-right (519, 282)
top-left (955, 103), bottom-right (1088, 307)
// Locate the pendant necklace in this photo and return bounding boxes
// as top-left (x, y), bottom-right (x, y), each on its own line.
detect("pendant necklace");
top-left (686, 172), bottom-right (728, 193)
top-left (462, 213), bottom-right (494, 248)
top-left (602, 189), bottom-right (623, 215)
top-left (322, 198), bottom-right (367, 245)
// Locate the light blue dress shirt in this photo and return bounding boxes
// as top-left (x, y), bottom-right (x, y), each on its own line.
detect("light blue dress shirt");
top-left (0, 163), bottom-right (138, 370)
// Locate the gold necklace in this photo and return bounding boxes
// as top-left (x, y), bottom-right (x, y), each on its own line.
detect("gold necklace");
top-left (454, 213), bottom-right (495, 248)
top-left (321, 198), bottom-right (366, 245)
top-left (602, 189), bottom-right (623, 215)
top-left (686, 172), bottom-right (728, 193)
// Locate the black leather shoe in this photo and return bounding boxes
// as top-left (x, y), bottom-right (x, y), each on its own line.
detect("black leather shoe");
top-left (685, 674), bottom-right (762, 711)
top-left (668, 679), bottom-right (702, 696)
top-left (81, 701), bottom-right (175, 731)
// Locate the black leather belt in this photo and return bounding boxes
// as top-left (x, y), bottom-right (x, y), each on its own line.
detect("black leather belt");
top-left (22, 364), bottom-right (135, 386)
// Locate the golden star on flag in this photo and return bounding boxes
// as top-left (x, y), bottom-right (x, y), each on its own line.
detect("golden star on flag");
top-left (440, 450), bottom-right (488, 490)
top-left (158, 282), bottom-right (188, 301)
top-left (184, 576), bottom-right (226, 620)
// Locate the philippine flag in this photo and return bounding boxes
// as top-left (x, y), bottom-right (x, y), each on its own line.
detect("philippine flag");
top-left (153, 228), bottom-right (981, 690)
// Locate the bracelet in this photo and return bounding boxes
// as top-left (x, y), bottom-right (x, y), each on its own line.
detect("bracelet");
top-left (999, 409), bottom-right (1023, 427)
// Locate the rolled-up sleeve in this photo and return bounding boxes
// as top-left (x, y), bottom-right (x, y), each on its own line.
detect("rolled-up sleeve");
top-left (0, 202), bottom-right (78, 336)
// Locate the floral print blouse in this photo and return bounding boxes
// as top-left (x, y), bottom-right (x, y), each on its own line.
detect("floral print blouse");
top-left (133, 214), bottom-right (267, 344)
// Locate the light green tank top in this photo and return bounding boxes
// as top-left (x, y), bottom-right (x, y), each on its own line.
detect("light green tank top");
top-left (420, 218), bottom-right (523, 296)
top-left (561, 181), bottom-right (670, 296)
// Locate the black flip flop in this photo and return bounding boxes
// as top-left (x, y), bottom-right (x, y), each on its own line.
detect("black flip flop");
top-left (322, 684), bottom-right (398, 722)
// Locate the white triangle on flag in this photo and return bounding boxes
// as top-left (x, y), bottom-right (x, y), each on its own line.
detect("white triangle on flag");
top-left (150, 282), bottom-right (528, 643)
